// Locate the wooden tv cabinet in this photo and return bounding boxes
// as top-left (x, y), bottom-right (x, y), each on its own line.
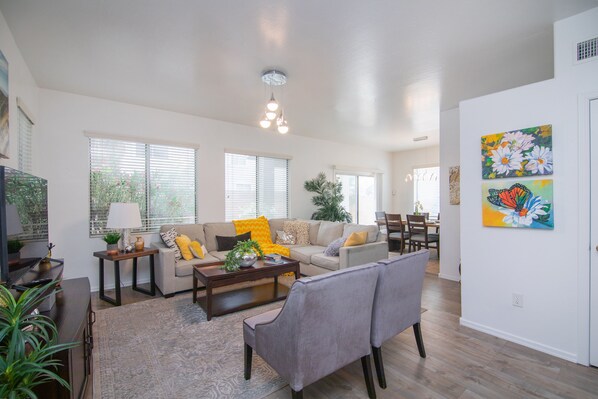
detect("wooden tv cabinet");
top-left (35, 277), bottom-right (94, 399)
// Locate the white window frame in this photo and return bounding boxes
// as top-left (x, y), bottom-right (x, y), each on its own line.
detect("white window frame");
top-left (411, 164), bottom-right (440, 217)
top-left (333, 167), bottom-right (382, 225)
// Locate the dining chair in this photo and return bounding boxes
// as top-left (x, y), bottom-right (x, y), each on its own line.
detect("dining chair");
top-left (243, 263), bottom-right (380, 399)
top-left (384, 213), bottom-right (409, 254)
top-left (375, 211), bottom-right (387, 233)
top-left (406, 214), bottom-right (439, 257)
top-left (370, 250), bottom-right (430, 388)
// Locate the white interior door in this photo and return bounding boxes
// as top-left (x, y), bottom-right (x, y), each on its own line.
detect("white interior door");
top-left (591, 98), bottom-right (598, 366)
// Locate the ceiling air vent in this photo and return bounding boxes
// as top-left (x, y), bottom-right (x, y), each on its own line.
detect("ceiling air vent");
top-left (576, 37), bottom-right (597, 62)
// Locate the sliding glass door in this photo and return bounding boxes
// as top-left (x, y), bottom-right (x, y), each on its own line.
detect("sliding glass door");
top-left (336, 173), bottom-right (377, 225)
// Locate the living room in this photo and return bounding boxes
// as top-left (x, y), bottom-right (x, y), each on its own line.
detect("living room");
top-left (1, 1), bottom-right (598, 398)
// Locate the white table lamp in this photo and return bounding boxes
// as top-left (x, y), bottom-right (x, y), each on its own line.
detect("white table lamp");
top-left (106, 202), bottom-right (142, 251)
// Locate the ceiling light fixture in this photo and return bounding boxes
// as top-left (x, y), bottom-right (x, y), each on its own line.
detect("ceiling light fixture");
top-left (259, 70), bottom-right (289, 134)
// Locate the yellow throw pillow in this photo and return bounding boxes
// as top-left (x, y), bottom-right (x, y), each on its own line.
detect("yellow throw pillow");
top-left (189, 241), bottom-right (205, 259)
top-left (233, 216), bottom-right (273, 246)
top-left (344, 231), bottom-right (368, 247)
top-left (175, 234), bottom-right (193, 261)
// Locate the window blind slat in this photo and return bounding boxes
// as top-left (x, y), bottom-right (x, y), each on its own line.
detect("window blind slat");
top-left (89, 138), bottom-right (197, 235)
top-left (18, 107), bottom-right (33, 173)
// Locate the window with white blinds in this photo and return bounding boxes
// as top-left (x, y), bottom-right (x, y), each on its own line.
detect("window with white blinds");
top-left (225, 153), bottom-right (288, 221)
top-left (18, 107), bottom-right (33, 173)
top-left (89, 137), bottom-right (197, 236)
top-left (413, 166), bottom-right (440, 216)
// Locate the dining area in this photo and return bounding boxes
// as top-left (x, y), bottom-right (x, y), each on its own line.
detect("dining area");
top-left (375, 211), bottom-right (440, 258)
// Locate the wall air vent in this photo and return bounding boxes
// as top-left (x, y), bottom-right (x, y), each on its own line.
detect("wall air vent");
top-left (413, 136), bottom-right (428, 142)
top-left (576, 37), bottom-right (597, 62)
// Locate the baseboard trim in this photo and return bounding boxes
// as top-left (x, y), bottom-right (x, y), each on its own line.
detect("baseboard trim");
top-left (439, 273), bottom-right (460, 282)
top-left (459, 318), bottom-right (577, 363)
top-left (91, 278), bottom-right (152, 293)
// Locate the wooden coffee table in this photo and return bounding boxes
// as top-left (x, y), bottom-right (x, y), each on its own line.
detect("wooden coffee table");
top-left (192, 257), bottom-right (300, 321)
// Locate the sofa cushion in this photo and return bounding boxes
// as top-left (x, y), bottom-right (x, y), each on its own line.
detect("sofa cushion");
top-left (310, 253), bottom-right (341, 271)
top-left (209, 250), bottom-right (229, 261)
top-left (307, 221), bottom-right (321, 244)
top-left (161, 224), bottom-right (206, 246)
top-left (290, 245), bottom-right (327, 264)
top-left (174, 253), bottom-right (220, 277)
top-left (203, 222), bottom-right (236, 252)
top-left (282, 220), bottom-right (310, 245)
top-left (316, 221), bottom-right (345, 246)
top-left (268, 218), bottom-right (293, 242)
top-left (216, 232), bottom-right (251, 251)
top-left (324, 237), bottom-right (346, 256)
top-left (343, 223), bottom-right (379, 243)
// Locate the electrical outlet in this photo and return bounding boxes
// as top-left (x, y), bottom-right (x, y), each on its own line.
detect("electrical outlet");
top-left (512, 293), bottom-right (524, 308)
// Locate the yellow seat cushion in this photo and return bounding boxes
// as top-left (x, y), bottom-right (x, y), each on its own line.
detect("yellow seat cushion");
top-left (344, 231), bottom-right (368, 247)
top-left (175, 234), bottom-right (194, 261)
top-left (233, 216), bottom-right (273, 247)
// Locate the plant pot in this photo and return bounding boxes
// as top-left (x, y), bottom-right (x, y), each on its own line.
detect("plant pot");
top-left (238, 252), bottom-right (257, 267)
top-left (106, 243), bottom-right (119, 255)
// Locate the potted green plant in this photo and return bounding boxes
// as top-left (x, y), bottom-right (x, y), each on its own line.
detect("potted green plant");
top-left (102, 232), bottom-right (121, 254)
top-left (222, 240), bottom-right (265, 272)
top-left (414, 201), bottom-right (423, 215)
top-left (0, 280), bottom-right (78, 398)
top-left (304, 172), bottom-right (352, 222)
top-left (7, 240), bottom-right (25, 262)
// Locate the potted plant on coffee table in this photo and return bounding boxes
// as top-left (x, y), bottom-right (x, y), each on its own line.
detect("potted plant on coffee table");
top-left (222, 240), bottom-right (265, 272)
top-left (0, 280), bottom-right (78, 398)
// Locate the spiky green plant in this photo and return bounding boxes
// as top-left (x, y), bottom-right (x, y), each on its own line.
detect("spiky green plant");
top-left (102, 232), bottom-right (121, 245)
top-left (0, 281), bottom-right (78, 399)
top-left (304, 172), bottom-right (352, 222)
top-left (222, 240), bottom-right (265, 272)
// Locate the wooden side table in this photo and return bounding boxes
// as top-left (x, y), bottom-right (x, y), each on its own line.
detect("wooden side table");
top-left (92, 247), bottom-right (158, 306)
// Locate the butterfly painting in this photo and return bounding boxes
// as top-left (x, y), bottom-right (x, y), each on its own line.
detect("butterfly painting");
top-left (482, 180), bottom-right (553, 229)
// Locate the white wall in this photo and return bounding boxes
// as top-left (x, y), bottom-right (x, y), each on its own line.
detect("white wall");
top-left (391, 145), bottom-right (439, 215)
top-left (460, 7), bottom-right (598, 363)
top-left (439, 109), bottom-right (460, 281)
top-left (0, 9), bottom-right (39, 170)
top-left (37, 89), bottom-right (392, 291)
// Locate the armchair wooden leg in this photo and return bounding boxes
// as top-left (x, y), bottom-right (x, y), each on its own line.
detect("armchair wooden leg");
top-left (361, 355), bottom-right (377, 399)
top-left (244, 343), bottom-right (253, 380)
top-left (291, 389), bottom-right (303, 399)
top-left (413, 323), bottom-right (426, 358)
top-left (372, 346), bottom-right (387, 389)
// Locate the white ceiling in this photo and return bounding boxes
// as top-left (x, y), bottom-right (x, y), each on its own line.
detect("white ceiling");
top-left (1, 1), bottom-right (597, 151)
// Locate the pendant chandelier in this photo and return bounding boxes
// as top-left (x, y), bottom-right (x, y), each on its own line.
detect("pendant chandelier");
top-left (259, 70), bottom-right (289, 134)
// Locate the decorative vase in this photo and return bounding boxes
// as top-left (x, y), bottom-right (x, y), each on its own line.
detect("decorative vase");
top-left (106, 243), bottom-right (118, 255)
top-left (238, 252), bottom-right (257, 267)
top-left (134, 236), bottom-right (144, 251)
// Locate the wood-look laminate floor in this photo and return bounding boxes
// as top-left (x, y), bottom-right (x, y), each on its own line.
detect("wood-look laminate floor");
top-left (89, 259), bottom-right (598, 399)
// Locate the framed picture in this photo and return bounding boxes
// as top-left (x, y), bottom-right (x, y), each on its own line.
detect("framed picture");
top-left (482, 179), bottom-right (553, 229)
top-left (449, 166), bottom-right (460, 205)
top-left (0, 50), bottom-right (8, 159)
top-left (481, 124), bottom-right (552, 179)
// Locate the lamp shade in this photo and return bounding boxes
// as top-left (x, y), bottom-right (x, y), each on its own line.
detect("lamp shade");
top-left (5, 204), bottom-right (24, 236)
top-left (106, 203), bottom-right (142, 229)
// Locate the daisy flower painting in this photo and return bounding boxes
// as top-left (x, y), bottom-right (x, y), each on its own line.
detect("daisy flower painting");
top-left (482, 180), bottom-right (554, 229)
top-left (481, 124), bottom-right (552, 179)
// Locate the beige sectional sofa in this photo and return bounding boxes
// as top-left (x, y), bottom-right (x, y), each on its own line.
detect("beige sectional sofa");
top-left (151, 219), bottom-right (388, 297)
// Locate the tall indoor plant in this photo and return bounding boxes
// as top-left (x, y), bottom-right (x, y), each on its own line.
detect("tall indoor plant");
top-left (304, 172), bottom-right (352, 222)
top-left (0, 281), bottom-right (78, 398)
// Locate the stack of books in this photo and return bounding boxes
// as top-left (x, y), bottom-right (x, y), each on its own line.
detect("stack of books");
top-left (264, 253), bottom-right (284, 265)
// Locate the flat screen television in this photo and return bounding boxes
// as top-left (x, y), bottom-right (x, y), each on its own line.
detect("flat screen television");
top-left (0, 166), bottom-right (49, 285)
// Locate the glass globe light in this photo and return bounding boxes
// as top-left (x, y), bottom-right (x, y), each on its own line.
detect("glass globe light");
top-left (265, 110), bottom-right (277, 120)
top-left (259, 117), bottom-right (271, 128)
top-left (277, 119), bottom-right (289, 134)
top-left (266, 93), bottom-right (279, 112)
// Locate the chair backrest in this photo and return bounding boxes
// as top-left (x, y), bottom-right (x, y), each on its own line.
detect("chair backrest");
top-left (371, 250), bottom-right (430, 347)
top-left (422, 212), bottom-right (430, 220)
top-left (384, 213), bottom-right (405, 235)
top-left (375, 211), bottom-right (386, 231)
top-left (255, 263), bottom-right (380, 391)
top-left (407, 214), bottom-right (427, 238)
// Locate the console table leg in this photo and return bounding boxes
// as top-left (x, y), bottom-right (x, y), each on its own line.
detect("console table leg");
top-left (114, 261), bottom-right (121, 306)
top-left (149, 254), bottom-right (155, 296)
top-left (132, 257), bottom-right (138, 290)
top-left (99, 259), bottom-right (105, 298)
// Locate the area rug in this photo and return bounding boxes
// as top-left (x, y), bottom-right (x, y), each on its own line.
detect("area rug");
top-left (93, 292), bottom-right (287, 399)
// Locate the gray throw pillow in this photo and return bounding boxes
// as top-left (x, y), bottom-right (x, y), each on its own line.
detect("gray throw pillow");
top-left (324, 237), bottom-right (347, 257)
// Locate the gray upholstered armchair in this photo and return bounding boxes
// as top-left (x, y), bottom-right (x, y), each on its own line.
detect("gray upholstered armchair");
top-left (243, 263), bottom-right (380, 399)
top-left (370, 250), bottom-right (429, 388)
